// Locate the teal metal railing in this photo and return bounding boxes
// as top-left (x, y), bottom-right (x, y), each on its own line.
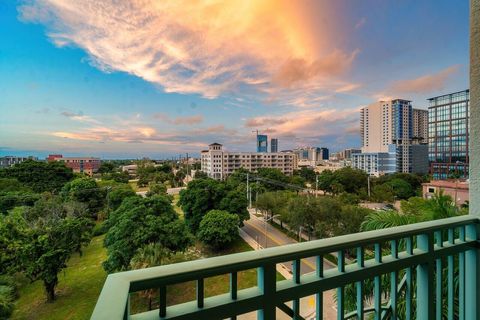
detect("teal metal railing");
top-left (91, 215), bottom-right (480, 320)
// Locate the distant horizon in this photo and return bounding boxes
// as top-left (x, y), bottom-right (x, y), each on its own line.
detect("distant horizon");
top-left (1, 1), bottom-right (469, 158)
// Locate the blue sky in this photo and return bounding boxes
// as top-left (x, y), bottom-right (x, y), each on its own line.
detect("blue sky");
top-left (0, 0), bottom-right (469, 159)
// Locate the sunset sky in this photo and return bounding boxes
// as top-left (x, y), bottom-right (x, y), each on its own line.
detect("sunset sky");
top-left (0, 0), bottom-right (470, 159)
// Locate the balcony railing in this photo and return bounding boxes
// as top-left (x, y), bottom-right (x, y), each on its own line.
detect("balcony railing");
top-left (91, 215), bottom-right (480, 320)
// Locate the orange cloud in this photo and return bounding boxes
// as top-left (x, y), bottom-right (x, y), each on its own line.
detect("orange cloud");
top-left (273, 49), bottom-right (359, 87)
top-left (244, 108), bottom-right (359, 138)
top-left (389, 65), bottom-right (460, 94)
top-left (19, 1), bottom-right (357, 99)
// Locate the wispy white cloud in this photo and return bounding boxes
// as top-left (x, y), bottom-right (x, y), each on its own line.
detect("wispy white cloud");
top-left (60, 111), bottom-right (101, 124)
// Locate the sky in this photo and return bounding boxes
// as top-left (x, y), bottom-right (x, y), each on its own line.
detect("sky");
top-left (0, 0), bottom-right (470, 159)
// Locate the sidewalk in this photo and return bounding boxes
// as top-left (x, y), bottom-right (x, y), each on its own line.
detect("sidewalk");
top-left (239, 223), bottom-right (337, 320)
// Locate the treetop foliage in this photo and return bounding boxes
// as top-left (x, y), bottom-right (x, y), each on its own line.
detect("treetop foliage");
top-left (0, 160), bottom-right (74, 193)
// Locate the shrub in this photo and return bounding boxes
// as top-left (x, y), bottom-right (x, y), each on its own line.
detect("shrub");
top-left (0, 283), bottom-right (15, 318)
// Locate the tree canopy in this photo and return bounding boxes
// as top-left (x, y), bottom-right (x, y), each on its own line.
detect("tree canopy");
top-left (0, 160), bottom-right (73, 193)
top-left (198, 210), bottom-right (240, 250)
top-left (61, 177), bottom-right (106, 217)
top-left (179, 178), bottom-right (248, 233)
top-left (0, 194), bottom-right (93, 302)
top-left (103, 195), bottom-right (193, 273)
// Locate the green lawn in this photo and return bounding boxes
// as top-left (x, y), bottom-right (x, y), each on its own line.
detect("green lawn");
top-left (12, 236), bottom-right (107, 320)
top-left (172, 194), bottom-right (184, 218)
top-left (130, 237), bottom-right (284, 313)
top-left (12, 229), bottom-right (283, 318)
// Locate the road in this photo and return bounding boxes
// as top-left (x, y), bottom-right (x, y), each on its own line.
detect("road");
top-left (136, 187), bottom-right (185, 197)
top-left (242, 211), bottom-right (335, 273)
top-left (241, 210), bottom-right (337, 319)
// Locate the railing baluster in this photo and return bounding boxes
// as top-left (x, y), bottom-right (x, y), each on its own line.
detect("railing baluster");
top-left (230, 272), bottom-right (238, 320)
top-left (316, 255), bottom-right (323, 320)
top-left (356, 247), bottom-right (364, 320)
top-left (159, 285), bottom-right (166, 318)
top-left (435, 230), bottom-right (443, 320)
top-left (124, 293), bottom-right (130, 320)
top-left (416, 233), bottom-right (434, 320)
top-left (257, 263), bottom-right (276, 320)
top-left (406, 236), bottom-right (413, 320)
top-left (337, 250), bottom-right (345, 320)
top-left (390, 240), bottom-right (398, 320)
top-left (448, 228), bottom-right (455, 319)
top-left (197, 278), bottom-right (204, 309)
top-left (293, 259), bottom-right (301, 319)
top-left (374, 243), bottom-right (382, 320)
top-left (459, 226), bottom-right (465, 320)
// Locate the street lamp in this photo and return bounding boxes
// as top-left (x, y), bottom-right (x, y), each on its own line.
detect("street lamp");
top-left (264, 214), bottom-right (280, 248)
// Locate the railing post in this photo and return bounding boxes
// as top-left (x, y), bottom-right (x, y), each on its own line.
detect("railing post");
top-left (416, 233), bottom-right (434, 320)
top-left (257, 263), bottom-right (276, 320)
top-left (469, 0), bottom-right (480, 315)
top-left (465, 224), bottom-right (480, 320)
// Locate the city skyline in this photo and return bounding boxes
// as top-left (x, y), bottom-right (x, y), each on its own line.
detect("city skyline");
top-left (0, 1), bottom-right (470, 159)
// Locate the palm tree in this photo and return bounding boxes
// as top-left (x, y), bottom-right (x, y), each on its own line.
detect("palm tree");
top-left (344, 192), bottom-right (464, 317)
top-left (130, 243), bottom-right (172, 310)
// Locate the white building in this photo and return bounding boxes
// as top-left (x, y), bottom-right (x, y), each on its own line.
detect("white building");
top-left (355, 99), bottom-right (429, 175)
top-left (201, 143), bottom-right (297, 180)
top-left (0, 156), bottom-right (38, 168)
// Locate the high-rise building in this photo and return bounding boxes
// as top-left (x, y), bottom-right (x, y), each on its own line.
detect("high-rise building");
top-left (270, 138), bottom-right (278, 153)
top-left (256, 134), bottom-right (268, 152)
top-left (320, 148), bottom-right (329, 160)
top-left (428, 89), bottom-right (470, 179)
top-left (355, 99), bottom-right (429, 175)
top-left (201, 143), bottom-right (297, 180)
top-left (413, 108), bottom-right (429, 143)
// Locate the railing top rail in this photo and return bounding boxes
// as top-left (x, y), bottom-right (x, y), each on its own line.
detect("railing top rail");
top-left (91, 215), bottom-right (478, 319)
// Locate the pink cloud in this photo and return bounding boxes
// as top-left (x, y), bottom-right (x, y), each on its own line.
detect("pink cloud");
top-left (154, 113), bottom-right (204, 125)
top-left (389, 65), bottom-right (460, 94)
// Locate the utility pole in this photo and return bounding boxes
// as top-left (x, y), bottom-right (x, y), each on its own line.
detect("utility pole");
top-left (247, 173), bottom-right (250, 208)
top-left (255, 180), bottom-right (259, 214)
top-left (315, 175), bottom-right (319, 198)
top-left (367, 175), bottom-right (371, 198)
top-left (186, 152), bottom-right (189, 182)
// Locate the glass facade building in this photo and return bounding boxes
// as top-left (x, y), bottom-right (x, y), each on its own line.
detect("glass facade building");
top-left (270, 138), bottom-right (278, 153)
top-left (428, 89), bottom-right (470, 179)
top-left (256, 134), bottom-right (268, 152)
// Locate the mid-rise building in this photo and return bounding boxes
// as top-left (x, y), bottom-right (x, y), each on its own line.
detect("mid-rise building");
top-left (428, 89), bottom-right (470, 179)
top-left (256, 134), bottom-right (268, 152)
top-left (201, 143), bottom-right (297, 180)
top-left (0, 156), bottom-right (38, 168)
top-left (352, 145), bottom-right (397, 176)
top-left (270, 138), bottom-right (278, 153)
top-left (48, 154), bottom-right (101, 175)
top-left (354, 99), bottom-right (429, 175)
top-left (293, 147), bottom-right (329, 168)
